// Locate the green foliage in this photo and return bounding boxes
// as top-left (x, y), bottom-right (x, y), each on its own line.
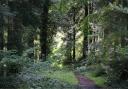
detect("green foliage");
top-left (19, 62), bottom-right (78, 89)
top-left (106, 46), bottom-right (128, 82)
top-left (22, 48), bottom-right (34, 58)
top-left (0, 50), bottom-right (16, 60)
top-left (0, 50), bottom-right (32, 75)
top-left (85, 72), bottom-right (107, 87)
top-left (85, 1), bottom-right (128, 87)
top-left (92, 65), bottom-right (106, 77)
top-left (0, 0), bottom-right (127, 88)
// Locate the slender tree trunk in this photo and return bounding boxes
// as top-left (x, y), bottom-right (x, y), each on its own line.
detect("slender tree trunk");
top-left (73, 28), bottom-right (76, 61)
top-left (83, 35), bottom-right (88, 58)
top-left (72, 9), bottom-right (76, 62)
top-left (34, 28), bottom-right (41, 63)
top-left (3, 21), bottom-right (8, 51)
top-left (2, 2), bottom-right (8, 51)
top-left (0, 18), bottom-right (4, 50)
top-left (83, 5), bottom-right (88, 58)
top-left (40, 0), bottom-right (49, 61)
top-left (0, 32), bottom-right (3, 50)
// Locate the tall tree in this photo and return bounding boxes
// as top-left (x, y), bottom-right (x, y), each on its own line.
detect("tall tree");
top-left (72, 6), bottom-right (76, 62)
top-left (40, 0), bottom-right (50, 61)
top-left (83, 4), bottom-right (88, 58)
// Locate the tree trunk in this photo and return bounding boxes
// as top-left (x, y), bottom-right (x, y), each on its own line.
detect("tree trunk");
top-left (0, 17), bottom-right (4, 50)
top-left (3, 25), bottom-right (8, 51)
top-left (40, 0), bottom-right (49, 61)
top-left (7, 17), bottom-right (23, 54)
top-left (34, 28), bottom-right (41, 63)
top-left (72, 8), bottom-right (76, 62)
top-left (0, 32), bottom-right (4, 50)
top-left (83, 5), bottom-right (88, 58)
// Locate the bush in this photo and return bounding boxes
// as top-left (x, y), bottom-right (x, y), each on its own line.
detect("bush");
top-left (19, 62), bottom-right (78, 89)
top-left (92, 64), bottom-right (106, 77)
top-left (106, 46), bottom-right (128, 82)
top-left (0, 52), bottom-right (32, 76)
top-left (0, 50), bottom-right (17, 61)
top-left (76, 66), bottom-right (87, 73)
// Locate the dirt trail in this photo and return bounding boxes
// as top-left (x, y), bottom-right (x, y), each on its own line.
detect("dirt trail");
top-left (75, 73), bottom-right (100, 89)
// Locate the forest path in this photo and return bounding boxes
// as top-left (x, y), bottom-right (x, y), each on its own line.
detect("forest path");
top-left (75, 72), bottom-right (100, 89)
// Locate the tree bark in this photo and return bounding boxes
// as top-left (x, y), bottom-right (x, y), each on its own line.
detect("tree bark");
top-left (7, 17), bottom-right (23, 54)
top-left (0, 16), bottom-right (4, 50)
top-left (72, 8), bottom-right (76, 62)
top-left (83, 5), bottom-right (88, 58)
top-left (71, 6), bottom-right (77, 63)
top-left (40, 0), bottom-right (49, 61)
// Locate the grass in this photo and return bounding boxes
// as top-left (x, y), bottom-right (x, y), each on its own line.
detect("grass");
top-left (83, 72), bottom-right (107, 87)
top-left (40, 69), bottom-right (78, 85)
top-left (49, 70), bottom-right (78, 85)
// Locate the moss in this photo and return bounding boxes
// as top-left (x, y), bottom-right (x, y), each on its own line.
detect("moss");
top-left (41, 70), bottom-right (78, 85)
top-left (84, 72), bottom-right (107, 87)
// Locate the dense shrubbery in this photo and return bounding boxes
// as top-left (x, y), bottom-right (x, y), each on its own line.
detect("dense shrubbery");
top-left (0, 50), bottom-right (78, 89)
top-left (0, 50), bottom-right (76, 89)
top-left (19, 62), bottom-right (78, 89)
top-left (0, 0), bottom-right (127, 89)
top-left (85, 46), bottom-right (128, 88)
top-left (0, 50), bottom-right (17, 60)
top-left (106, 46), bottom-right (128, 82)
top-left (0, 50), bottom-right (32, 76)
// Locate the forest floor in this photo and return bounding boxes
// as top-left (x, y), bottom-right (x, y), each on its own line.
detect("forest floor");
top-left (75, 72), bottom-right (100, 89)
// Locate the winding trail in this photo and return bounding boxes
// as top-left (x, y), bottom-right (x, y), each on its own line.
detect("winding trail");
top-left (75, 73), bottom-right (100, 89)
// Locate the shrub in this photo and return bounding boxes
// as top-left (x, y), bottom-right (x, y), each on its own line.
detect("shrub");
top-left (0, 50), bottom-right (17, 61)
top-left (106, 46), bottom-right (128, 82)
top-left (19, 62), bottom-right (78, 89)
top-left (0, 52), bottom-right (32, 76)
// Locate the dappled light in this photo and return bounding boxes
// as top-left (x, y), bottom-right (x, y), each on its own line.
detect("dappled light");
top-left (0, 0), bottom-right (128, 89)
